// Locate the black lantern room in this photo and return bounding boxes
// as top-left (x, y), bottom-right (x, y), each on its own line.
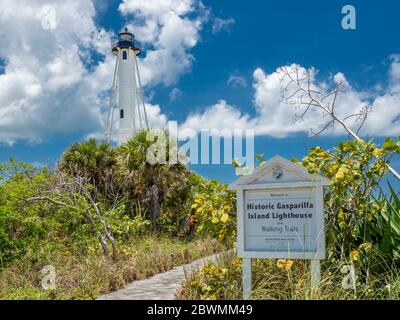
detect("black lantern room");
top-left (112, 28), bottom-right (141, 56)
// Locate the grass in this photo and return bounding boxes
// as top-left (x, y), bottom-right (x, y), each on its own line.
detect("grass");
top-left (177, 251), bottom-right (400, 300)
top-left (0, 235), bottom-right (224, 300)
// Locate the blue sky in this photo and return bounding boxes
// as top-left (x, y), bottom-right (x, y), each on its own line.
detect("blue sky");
top-left (0, 0), bottom-right (399, 186)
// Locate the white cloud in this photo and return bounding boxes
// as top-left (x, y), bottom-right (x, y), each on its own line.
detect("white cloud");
top-left (119, 0), bottom-right (209, 86)
top-left (0, 0), bottom-right (210, 144)
top-left (212, 17), bottom-right (235, 34)
top-left (2, 0), bottom-right (398, 145)
top-left (180, 60), bottom-right (400, 138)
top-left (146, 103), bottom-right (169, 129)
top-left (227, 73), bottom-right (247, 88)
top-left (0, 0), bottom-right (113, 144)
top-left (389, 54), bottom-right (400, 94)
top-left (180, 100), bottom-right (255, 135)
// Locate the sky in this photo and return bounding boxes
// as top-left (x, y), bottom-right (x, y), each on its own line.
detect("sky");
top-left (0, 0), bottom-right (400, 185)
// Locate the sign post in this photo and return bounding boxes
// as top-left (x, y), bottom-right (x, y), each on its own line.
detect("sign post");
top-left (242, 258), bottom-right (252, 299)
top-left (229, 155), bottom-right (330, 299)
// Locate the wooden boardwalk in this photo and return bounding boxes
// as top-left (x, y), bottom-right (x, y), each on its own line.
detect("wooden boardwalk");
top-left (97, 253), bottom-right (221, 300)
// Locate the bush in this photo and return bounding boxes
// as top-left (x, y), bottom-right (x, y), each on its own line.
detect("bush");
top-left (190, 179), bottom-right (236, 243)
top-left (298, 139), bottom-right (399, 262)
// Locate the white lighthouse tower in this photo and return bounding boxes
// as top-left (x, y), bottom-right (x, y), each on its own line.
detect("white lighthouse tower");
top-left (105, 28), bottom-right (149, 143)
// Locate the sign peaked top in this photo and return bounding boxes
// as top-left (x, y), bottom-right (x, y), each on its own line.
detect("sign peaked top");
top-left (229, 155), bottom-right (330, 189)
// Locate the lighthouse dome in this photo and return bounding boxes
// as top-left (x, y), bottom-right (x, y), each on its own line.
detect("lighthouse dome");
top-left (112, 28), bottom-right (141, 56)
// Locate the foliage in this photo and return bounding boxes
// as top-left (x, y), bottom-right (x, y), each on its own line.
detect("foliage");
top-left (106, 206), bottom-right (151, 239)
top-left (366, 184), bottom-right (400, 262)
top-left (116, 130), bottom-right (192, 224)
top-left (179, 250), bottom-right (400, 300)
top-left (3, 130), bottom-right (400, 300)
top-left (296, 139), bottom-right (399, 260)
top-left (0, 160), bottom-right (60, 265)
top-left (59, 138), bottom-right (116, 186)
top-left (0, 236), bottom-right (223, 300)
top-left (190, 179), bottom-right (236, 242)
top-left (0, 131), bottom-right (222, 267)
top-left (178, 138), bottom-right (400, 301)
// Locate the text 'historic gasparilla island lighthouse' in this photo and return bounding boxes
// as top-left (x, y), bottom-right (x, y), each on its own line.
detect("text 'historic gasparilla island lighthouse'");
top-left (105, 28), bottom-right (149, 144)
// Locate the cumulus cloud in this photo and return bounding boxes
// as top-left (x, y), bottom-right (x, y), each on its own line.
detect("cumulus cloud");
top-left (119, 0), bottom-right (209, 86)
top-left (179, 100), bottom-right (255, 135)
top-left (2, 0), bottom-right (398, 145)
top-left (145, 103), bottom-right (169, 129)
top-left (181, 60), bottom-right (400, 138)
top-left (0, 0), bottom-right (113, 144)
top-left (0, 0), bottom-right (211, 144)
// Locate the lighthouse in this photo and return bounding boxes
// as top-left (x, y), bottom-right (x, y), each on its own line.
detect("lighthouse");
top-left (105, 28), bottom-right (149, 143)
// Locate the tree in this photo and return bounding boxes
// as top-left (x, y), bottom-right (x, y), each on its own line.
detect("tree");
top-left (59, 138), bottom-right (116, 185)
top-left (22, 171), bottom-right (119, 260)
top-left (117, 130), bottom-right (189, 224)
top-left (280, 65), bottom-right (400, 181)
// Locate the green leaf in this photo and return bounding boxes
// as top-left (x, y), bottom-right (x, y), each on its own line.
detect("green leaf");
top-left (211, 217), bottom-right (219, 224)
top-left (383, 138), bottom-right (397, 151)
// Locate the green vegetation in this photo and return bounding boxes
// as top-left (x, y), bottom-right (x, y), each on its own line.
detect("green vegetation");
top-left (0, 130), bottom-right (231, 299)
top-left (178, 250), bottom-right (400, 300)
top-left (0, 235), bottom-right (222, 300)
top-left (1, 130), bottom-right (400, 300)
top-left (179, 139), bottom-right (400, 300)
top-left (190, 179), bottom-right (236, 242)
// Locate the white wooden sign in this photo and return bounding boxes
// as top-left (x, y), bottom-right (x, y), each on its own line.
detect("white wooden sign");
top-left (229, 155), bottom-right (330, 298)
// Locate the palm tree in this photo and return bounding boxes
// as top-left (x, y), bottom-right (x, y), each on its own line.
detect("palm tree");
top-left (117, 130), bottom-right (189, 223)
top-left (59, 138), bottom-right (116, 185)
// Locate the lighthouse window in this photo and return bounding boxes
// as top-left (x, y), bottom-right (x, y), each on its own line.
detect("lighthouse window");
top-left (120, 34), bottom-right (133, 42)
top-left (120, 109), bottom-right (124, 119)
top-left (122, 51), bottom-right (127, 60)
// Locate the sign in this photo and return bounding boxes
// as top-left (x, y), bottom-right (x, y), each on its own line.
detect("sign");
top-left (229, 155), bottom-right (330, 297)
top-left (244, 188), bottom-right (322, 258)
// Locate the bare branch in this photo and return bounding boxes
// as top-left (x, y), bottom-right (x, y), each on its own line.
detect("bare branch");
top-left (279, 65), bottom-right (400, 181)
top-left (21, 196), bottom-right (71, 208)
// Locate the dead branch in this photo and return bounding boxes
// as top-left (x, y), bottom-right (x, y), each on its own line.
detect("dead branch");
top-left (280, 65), bottom-right (400, 181)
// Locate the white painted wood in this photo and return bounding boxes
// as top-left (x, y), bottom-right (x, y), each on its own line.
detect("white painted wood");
top-left (229, 155), bottom-right (330, 189)
top-left (242, 258), bottom-right (252, 299)
top-left (310, 259), bottom-right (321, 289)
top-left (236, 190), bottom-right (245, 255)
top-left (231, 181), bottom-right (329, 190)
top-left (230, 155), bottom-right (329, 260)
top-left (314, 187), bottom-right (326, 259)
top-left (230, 155), bottom-right (329, 299)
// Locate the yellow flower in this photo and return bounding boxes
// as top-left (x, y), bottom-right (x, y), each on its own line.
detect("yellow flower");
top-left (349, 250), bottom-right (359, 262)
top-left (220, 213), bottom-right (229, 223)
top-left (277, 259), bottom-right (293, 271)
top-left (359, 242), bottom-right (372, 253)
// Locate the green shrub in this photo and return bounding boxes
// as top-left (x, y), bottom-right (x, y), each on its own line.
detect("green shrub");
top-left (191, 179), bottom-right (236, 243)
top-left (298, 139), bottom-right (399, 261)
